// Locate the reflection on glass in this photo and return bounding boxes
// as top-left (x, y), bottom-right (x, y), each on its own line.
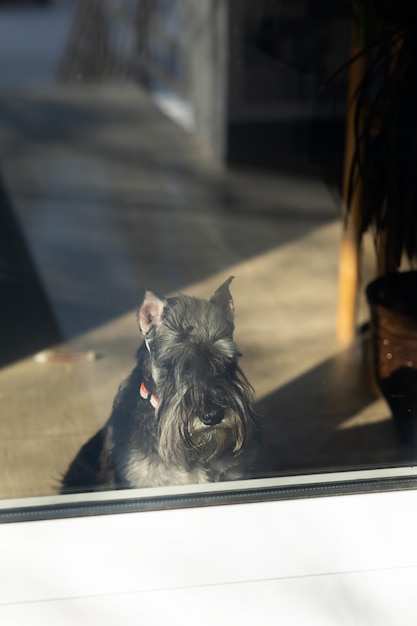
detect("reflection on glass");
top-left (0, 0), bottom-right (415, 508)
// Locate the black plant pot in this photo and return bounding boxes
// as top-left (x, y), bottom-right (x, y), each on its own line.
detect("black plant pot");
top-left (366, 271), bottom-right (417, 446)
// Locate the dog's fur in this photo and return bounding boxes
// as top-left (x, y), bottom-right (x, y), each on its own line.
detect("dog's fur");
top-left (61, 277), bottom-right (258, 492)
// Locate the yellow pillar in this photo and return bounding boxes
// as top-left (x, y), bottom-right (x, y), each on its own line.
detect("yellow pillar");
top-left (337, 24), bottom-right (367, 343)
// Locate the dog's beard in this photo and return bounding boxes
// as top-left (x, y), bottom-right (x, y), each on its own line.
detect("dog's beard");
top-left (156, 375), bottom-right (255, 467)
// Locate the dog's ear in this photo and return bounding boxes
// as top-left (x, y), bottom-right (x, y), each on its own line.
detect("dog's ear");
top-left (137, 291), bottom-right (166, 336)
top-left (210, 276), bottom-right (235, 322)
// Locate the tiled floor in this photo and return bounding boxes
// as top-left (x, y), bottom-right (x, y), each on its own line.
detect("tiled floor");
top-left (0, 84), bottom-right (408, 500)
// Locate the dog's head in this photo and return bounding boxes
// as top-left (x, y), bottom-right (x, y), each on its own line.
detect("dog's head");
top-left (137, 277), bottom-right (256, 466)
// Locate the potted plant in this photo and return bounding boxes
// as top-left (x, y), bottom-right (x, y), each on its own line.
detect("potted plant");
top-left (340, 0), bottom-right (417, 443)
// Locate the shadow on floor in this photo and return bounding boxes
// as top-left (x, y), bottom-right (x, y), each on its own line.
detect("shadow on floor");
top-left (0, 175), bottom-right (61, 367)
top-left (255, 335), bottom-right (415, 475)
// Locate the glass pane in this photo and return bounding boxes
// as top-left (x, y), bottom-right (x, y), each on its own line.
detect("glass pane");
top-left (1, 0), bottom-right (416, 514)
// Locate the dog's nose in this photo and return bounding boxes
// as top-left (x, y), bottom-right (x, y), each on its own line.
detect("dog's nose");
top-left (200, 406), bottom-right (225, 426)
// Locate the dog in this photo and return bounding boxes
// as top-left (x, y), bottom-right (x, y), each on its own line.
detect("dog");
top-left (61, 277), bottom-right (258, 492)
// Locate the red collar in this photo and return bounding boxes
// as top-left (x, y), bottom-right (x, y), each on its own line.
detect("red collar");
top-left (140, 376), bottom-right (159, 409)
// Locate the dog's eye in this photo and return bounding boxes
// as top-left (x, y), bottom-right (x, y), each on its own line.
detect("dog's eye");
top-left (226, 358), bottom-right (240, 376)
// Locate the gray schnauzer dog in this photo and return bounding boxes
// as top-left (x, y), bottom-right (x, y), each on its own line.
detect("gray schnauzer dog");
top-left (61, 277), bottom-right (258, 492)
